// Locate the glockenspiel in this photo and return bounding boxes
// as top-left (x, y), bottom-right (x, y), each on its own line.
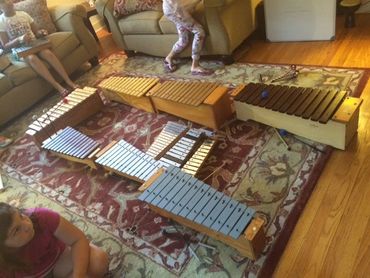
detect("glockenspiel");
top-left (25, 87), bottom-right (104, 146)
top-left (12, 37), bottom-right (51, 59)
top-left (232, 83), bottom-right (363, 149)
top-left (146, 121), bottom-right (216, 176)
top-left (139, 166), bottom-right (266, 260)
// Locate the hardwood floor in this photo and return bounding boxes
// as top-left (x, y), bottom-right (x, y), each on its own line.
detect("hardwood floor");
top-left (96, 13), bottom-right (370, 277)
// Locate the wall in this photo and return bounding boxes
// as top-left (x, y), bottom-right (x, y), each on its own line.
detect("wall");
top-left (357, 0), bottom-right (370, 13)
top-left (47, 0), bottom-right (105, 31)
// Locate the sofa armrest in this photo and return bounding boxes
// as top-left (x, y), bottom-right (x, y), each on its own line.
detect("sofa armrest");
top-left (203, 0), bottom-right (260, 54)
top-left (96, 0), bottom-right (128, 50)
top-left (48, 4), bottom-right (99, 60)
top-left (204, 0), bottom-right (234, 8)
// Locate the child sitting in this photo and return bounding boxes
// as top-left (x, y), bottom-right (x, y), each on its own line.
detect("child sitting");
top-left (0, 202), bottom-right (109, 277)
top-left (0, 0), bottom-right (79, 97)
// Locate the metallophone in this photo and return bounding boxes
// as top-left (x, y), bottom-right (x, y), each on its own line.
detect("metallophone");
top-left (232, 82), bottom-right (363, 150)
top-left (145, 121), bottom-right (216, 176)
top-left (98, 76), bottom-right (159, 112)
top-left (138, 166), bottom-right (266, 260)
top-left (94, 139), bottom-right (164, 183)
top-left (25, 87), bottom-right (104, 146)
top-left (93, 121), bottom-right (216, 182)
top-left (41, 126), bottom-right (101, 169)
top-left (98, 76), bottom-right (234, 129)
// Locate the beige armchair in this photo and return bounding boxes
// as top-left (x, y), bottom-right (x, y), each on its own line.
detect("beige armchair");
top-left (96, 0), bottom-right (261, 63)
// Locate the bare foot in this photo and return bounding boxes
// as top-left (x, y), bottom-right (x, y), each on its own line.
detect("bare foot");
top-left (191, 66), bottom-right (214, 76)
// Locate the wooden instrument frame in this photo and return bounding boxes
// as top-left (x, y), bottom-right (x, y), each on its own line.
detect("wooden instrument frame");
top-left (48, 148), bottom-right (100, 169)
top-left (149, 85), bottom-right (234, 130)
top-left (98, 77), bottom-right (158, 113)
top-left (232, 84), bottom-right (363, 150)
top-left (27, 88), bottom-right (104, 146)
top-left (139, 169), bottom-right (266, 260)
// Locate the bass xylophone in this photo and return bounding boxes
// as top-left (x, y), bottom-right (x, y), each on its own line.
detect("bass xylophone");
top-left (25, 87), bottom-right (104, 146)
top-left (232, 83), bottom-right (363, 149)
top-left (98, 76), bottom-right (159, 112)
top-left (139, 166), bottom-right (266, 260)
top-left (148, 80), bottom-right (233, 129)
top-left (99, 76), bottom-right (234, 129)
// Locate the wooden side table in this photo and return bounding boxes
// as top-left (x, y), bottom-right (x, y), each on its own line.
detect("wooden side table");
top-left (81, 2), bottom-right (99, 42)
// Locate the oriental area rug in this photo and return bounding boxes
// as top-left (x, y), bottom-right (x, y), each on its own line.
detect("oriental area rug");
top-left (0, 53), bottom-right (368, 278)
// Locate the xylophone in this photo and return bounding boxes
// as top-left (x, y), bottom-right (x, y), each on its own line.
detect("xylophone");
top-left (98, 76), bottom-right (159, 112)
top-left (232, 83), bottom-right (363, 150)
top-left (146, 121), bottom-right (216, 176)
top-left (148, 80), bottom-right (233, 129)
top-left (139, 166), bottom-right (266, 260)
top-left (95, 139), bottom-right (164, 183)
top-left (41, 126), bottom-right (101, 169)
top-left (25, 87), bottom-right (104, 146)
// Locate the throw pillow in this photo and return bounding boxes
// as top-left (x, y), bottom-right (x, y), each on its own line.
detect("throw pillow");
top-left (114, 0), bottom-right (163, 17)
top-left (14, 0), bottom-right (57, 34)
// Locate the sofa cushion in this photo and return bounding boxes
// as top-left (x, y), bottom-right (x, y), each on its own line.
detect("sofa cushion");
top-left (0, 74), bottom-right (13, 97)
top-left (48, 32), bottom-right (81, 60)
top-left (0, 55), bottom-right (11, 72)
top-left (159, 3), bottom-right (206, 34)
top-left (3, 59), bottom-right (38, 87)
top-left (118, 11), bottom-right (163, 34)
top-left (14, 0), bottom-right (57, 34)
top-left (114, 0), bottom-right (162, 17)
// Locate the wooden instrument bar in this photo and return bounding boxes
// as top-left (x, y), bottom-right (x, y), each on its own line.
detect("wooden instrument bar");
top-left (95, 139), bottom-right (163, 183)
top-left (41, 126), bottom-right (100, 169)
top-left (149, 80), bottom-right (233, 129)
top-left (149, 81), bottom-right (219, 106)
top-left (98, 76), bottom-right (159, 112)
top-left (25, 87), bottom-right (104, 146)
top-left (182, 138), bottom-right (216, 176)
top-left (233, 83), bottom-right (363, 149)
top-left (139, 166), bottom-right (266, 260)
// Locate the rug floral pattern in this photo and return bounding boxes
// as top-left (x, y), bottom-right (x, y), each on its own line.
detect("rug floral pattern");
top-left (0, 54), bottom-right (367, 277)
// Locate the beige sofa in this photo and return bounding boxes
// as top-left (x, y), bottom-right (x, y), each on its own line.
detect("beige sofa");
top-left (96, 0), bottom-right (261, 63)
top-left (0, 4), bottom-right (99, 127)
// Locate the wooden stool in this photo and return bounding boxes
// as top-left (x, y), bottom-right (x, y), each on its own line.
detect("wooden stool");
top-left (340, 0), bottom-right (361, 28)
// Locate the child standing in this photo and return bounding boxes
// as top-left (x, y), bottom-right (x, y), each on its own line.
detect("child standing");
top-left (0, 202), bottom-right (109, 277)
top-left (163, 0), bottom-right (213, 75)
top-left (0, 0), bottom-right (79, 97)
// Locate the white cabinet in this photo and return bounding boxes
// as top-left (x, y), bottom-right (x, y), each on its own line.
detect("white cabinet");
top-left (264, 0), bottom-right (336, 41)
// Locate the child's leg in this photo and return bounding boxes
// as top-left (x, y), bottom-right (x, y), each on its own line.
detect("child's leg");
top-left (165, 12), bottom-right (191, 68)
top-left (24, 54), bottom-right (67, 95)
top-left (170, 10), bottom-right (211, 74)
top-left (53, 244), bottom-right (109, 277)
top-left (38, 49), bottom-right (78, 90)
